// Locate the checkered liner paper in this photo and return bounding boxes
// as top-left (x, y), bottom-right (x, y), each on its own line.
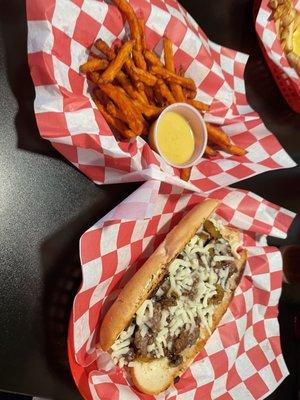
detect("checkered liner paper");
top-left (26, 0), bottom-right (296, 193)
top-left (256, 0), bottom-right (300, 92)
top-left (70, 180), bottom-right (296, 400)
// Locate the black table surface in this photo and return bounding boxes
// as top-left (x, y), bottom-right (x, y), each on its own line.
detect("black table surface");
top-left (0, 0), bottom-right (300, 399)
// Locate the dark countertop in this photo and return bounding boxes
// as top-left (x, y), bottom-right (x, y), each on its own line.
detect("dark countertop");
top-left (0, 0), bottom-right (299, 399)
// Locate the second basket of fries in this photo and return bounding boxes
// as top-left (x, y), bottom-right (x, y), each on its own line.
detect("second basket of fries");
top-left (256, 0), bottom-right (300, 112)
top-left (27, 0), bottom-right (295, 192)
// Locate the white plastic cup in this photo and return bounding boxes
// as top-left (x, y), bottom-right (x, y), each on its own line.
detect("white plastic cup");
top-left (148, 102), bottom-right (207, 169)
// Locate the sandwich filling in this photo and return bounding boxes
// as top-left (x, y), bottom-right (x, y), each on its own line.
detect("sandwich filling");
top-left (110, 218), bottom-right (243, 368)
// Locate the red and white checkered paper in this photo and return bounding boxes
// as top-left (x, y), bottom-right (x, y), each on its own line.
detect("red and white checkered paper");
top-left (26, 0), bottom-right (296, 193)
top-left (256, 0), bottom-right (300, 93)
top-left (69, 180), bottom-right (296, 400)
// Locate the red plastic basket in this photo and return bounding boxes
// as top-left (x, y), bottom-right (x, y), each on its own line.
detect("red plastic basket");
top-left (254, 0), bottom-right (300, 113)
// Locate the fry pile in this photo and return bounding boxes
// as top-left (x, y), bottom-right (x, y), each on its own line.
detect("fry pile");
top-left (80, 0), bottom-right (246, 181)
top-left (269, 0), bottom-right (300, 76)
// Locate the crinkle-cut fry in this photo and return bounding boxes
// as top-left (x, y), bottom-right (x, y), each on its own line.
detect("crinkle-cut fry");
top-left (113, 0), bottom-right (141, 51)
top-left (163, 37), bottom-right (185, 102)
top-left (183, 88), bottom-right (197, 99)
top-left (151, 65), bottom-right (196, 91)
top-left (130, 64), bottom-right (158, 86)
top-left (80, 58), bottom-right (109, 73)
top-left (224, 144), bottom-right (247, 156)
top-left (204, 145), bottom-right (217, 157)
top-left (132, 49), bottom-right (147, 70)
top-left (132, 99), bottom-right (163, 118)
top-left (94, 39), bottom-right (116, 61)
top-left (99, 83), bottom-right (144, 134)
top-left (99, 40), bottom-right (134, 83)
top-left (93, 95), bottom-right (137, 139)
top-left (206, 123), bottom-right (230, 147)
top-left (187, 99), bottom-right (209, 112)
top-left (157, 79), bottom-right (176, 104)
top-left (143, 49), bottom-right (163, 67)
top-left (138, 17), bottom-right (146, 49)
top-left (180, 167), bottom-right (191, 181)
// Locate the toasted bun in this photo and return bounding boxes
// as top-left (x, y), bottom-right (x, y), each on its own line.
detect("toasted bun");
top-left (99, 199), bottom-right (219, 351)
top-left (131, 244), bottom-right (247, 395)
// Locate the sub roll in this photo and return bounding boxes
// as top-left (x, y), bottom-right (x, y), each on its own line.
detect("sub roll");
top-left (99, 199), bottom-right (247, 395)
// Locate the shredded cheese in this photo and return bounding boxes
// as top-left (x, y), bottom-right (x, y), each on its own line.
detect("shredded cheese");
top-left (110, 216), bottom-right (242, 366)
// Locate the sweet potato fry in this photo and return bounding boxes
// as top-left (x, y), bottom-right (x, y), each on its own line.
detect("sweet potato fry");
top-left (180, 167), bottom-right (191, 181)
top-left (138, 17), bottom-right (146, 49)
top-left (183, 88), bottom-right (197, 99)
top-left (153, 83), bottom-right (166, 106)
top-left (134, 81), bottom-right (148, 103)
top-left (143, 49), bottom-right (163, 67)
top-left (93, 94), bottom-right (136, 139)
top-left (163, 37), bottom-right (185, 102)
top-left (144, 86), bottom-right (155, 104)
top-left (204, 145), bottom-right (217, 157)
top-left (115, 71), bottom-right (147, 104)
top-left (106, 101), bottom-right (128, 122)
top-left (178, 65), bottom-right (185, 76)
top-left (87, 71), bottom-right (101, 84)
top-left (93, 88), bottom-right (110, 105)
top-left (130, 64), bottom-right (157, 86)
top-left (169, 84), bottom-right (185, 102)
top-left (224, 144), bottom-right (247, 156)
top-left (135, 89), bottom-right (148, 104)
top-left (115, 70), bottom-right (135, 95)
top-left (157, 79), bottom-right (176, 104)
top-left (100, 40), bottom-right (134, 83)
top-left (151, 65), bottom-right (196, 91)
top-left (132, 49), bottom-right (147, 70)
top-left (123, 58), bottom-right (138, 80)
top-left (206, 123), bottom-right (230, 147)
top-left (187, 99), bottom-right (210, 112)
top-left (113, 0), bottom-right (141, 51)
top-left (99, 82), bottom-right (144, 134)
top-left (163, 37), bottom-right (174, 71)
top-left (132, 99), bottom-right (163, 118)
top-left (80, 58), bottom-right (109, 73)
top-left (94, 39), bottom-right (116, 61)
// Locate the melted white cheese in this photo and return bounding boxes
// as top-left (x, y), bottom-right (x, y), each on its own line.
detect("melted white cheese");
top-left (110, 217), bottom-right (242, 366)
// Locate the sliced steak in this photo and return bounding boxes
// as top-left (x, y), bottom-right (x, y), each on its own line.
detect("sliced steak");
top-left (214, 260), bottom-right (236, 274)
top-left (160, 296), bottom-right (177, 309)
top-left (172, 330), bottom-right (190, 354)
top-left (134, 329), bottom-right (154, 356)
top-left (148, 302), bottom-right (162, 333)
top-left (124, 347), bottom-right (136, 362)
top-left (209, 284), bottom-right (224, 305)
top-left (172, 327), bottom-right (200, 355)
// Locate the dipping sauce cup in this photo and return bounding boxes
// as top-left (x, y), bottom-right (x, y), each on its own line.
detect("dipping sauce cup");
top-left (149, 103), bottom-right (208, 169)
